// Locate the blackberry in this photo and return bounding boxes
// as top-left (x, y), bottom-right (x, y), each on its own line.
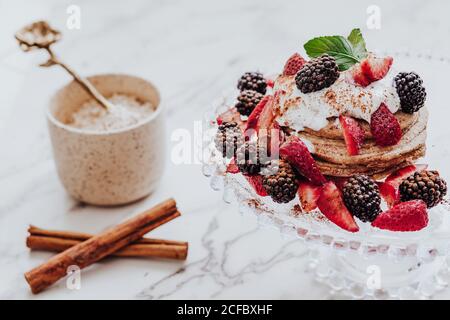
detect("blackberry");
top-left (236, 90), bottom-right (264, 116)
top-left (262, 160), bottom-right (299, 203)
top-left (295, 54), bottom-right (339, 93)
top-left (237, 72), bottom-right (267, 94)
top-left (399, 170), bottom-right (447, 208)
top-left (235, 141), bottom-right (270, 175)
top-left (214, 122), bottom-right (243, 158)
top-left (394, 72), bottom-right (427, 114)
top-left (343, 175), bottom-right (381, 222)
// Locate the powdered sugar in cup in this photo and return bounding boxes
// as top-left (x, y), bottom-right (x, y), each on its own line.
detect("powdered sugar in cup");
top-left (47, 74), bottom-right (165, 206)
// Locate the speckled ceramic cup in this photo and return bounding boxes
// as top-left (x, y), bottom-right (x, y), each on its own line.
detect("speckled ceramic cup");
top-left (47, 74), bottom-right (164, 206)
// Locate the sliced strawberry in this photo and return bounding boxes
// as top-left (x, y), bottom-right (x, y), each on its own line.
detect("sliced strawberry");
top-left (245, 93), bottom-right (283, 160)
top-left (361, 55), bottom-right (393, 82)
top-left (385, 164), bottom-right (428, 185)
top-left (298, 180), bottom-right (322, 212)
top-left (372, 200), bottom-right (428, 232)
top-left (279, 136), bottom-right (326, 185)
top-left (328, 176), bottom-right (348, 191)
top-left (282, 53), bottom-right (306, 76)
top-left (271, 120), bottom-right (284, 144)
top-left (378, 182), bottom-right (398, 208)
top-left (226, 158), bottom-right (240, 174)
top-left (352, 68), bottom-right (371, 87)
top-left (244, 175), bottom-right (268, 197)
top-left (267, 79), bottom-right (274, 88)
top-left (317, 182), bottom-right (359, 232)
top-left (255, 93), bottom-right (277, 133)
top-left (370, 103), bottom-right (402, 146)
top-left (352, 55), bottom-right (393, 87)
top-left (245, 95), bottom-right (272, 135)
top-left (379, 164), bottom-right (428, 207)
top-left (339, 115), bottom-right (365, 156)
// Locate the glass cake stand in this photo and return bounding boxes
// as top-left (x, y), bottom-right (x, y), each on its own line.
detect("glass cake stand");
top-left (202, 52), bottom-right (450, 299)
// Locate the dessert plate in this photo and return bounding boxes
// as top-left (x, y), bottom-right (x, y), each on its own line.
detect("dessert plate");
top-left (203, 51), bottom-right (450, 299)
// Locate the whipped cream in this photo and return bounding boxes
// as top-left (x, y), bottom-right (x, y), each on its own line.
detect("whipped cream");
top-left (274, 68), bottom-right (400, 131)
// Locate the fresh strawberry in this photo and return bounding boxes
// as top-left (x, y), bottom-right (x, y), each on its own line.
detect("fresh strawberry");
top-left (352, 55), bottom-right (393, 87)
top-left (298, 180), bottom-right (322, 212)
top-left (255, 92), bottom-right (279, 133)
top-left (385, 164), bottom-right (428, 185)
top-left (245, 95), bottom-right (272, 135)
top-left (245, 93), bottom-right (283, 158)
top-left (328, 176), bottom-right (348, 191)
top-left (372, 200), bottom-right (428, 232)
top-left (226, 159), bottom-right (240, 174)
top-left (339, 115), bottom-right (365, 155)
top-left (280, 136), bottom-right (326, 185)
top-left (379, 164), bottom-right (428, 207)
top-left (317, 182), bottom-right (359, 232)
top-left (362, 55), bottom-right (393, 82)
top-left (244, 175), bottom-right (268, 197)
top-left (370, 103), bottom-right (402, 146)
top-left (282, 53), bottom-right (306, 76)
top-left (352, 68), bottom-right (371, 87)
top-left (378, 182), bottom-right (398, 208)
top-left (267, 79), bottom-right (274, 88)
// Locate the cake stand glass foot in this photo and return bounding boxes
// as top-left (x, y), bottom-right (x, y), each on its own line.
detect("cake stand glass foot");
top-left (307, 247), bottom-right (450, 299)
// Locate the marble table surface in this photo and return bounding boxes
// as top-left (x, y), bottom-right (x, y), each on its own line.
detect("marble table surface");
top-left (1, 0), bottom-right (450, 299)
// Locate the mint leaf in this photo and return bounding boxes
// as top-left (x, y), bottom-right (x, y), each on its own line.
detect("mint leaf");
top-left (304, 36), bottom-right (359, 71)
top-left (303, 29), bottom-right (368, 71)
top-left (347, 28), bottom-right (367, 60)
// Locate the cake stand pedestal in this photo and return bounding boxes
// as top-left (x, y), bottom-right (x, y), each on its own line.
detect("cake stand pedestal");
top-left (306, 246), bottom-right (450, 299)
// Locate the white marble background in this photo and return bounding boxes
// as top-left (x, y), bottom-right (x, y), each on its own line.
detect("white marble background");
top-left (1, 0), bottom-right (450, 299)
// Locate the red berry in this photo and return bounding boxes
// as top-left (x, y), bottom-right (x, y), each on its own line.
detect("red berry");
top-left (378, 182), bottom-right (398, 208)
top-left (298, 180), bottom-right (322, 212)
top-left (352, 68), bottom-right (371, 87)
top-left (352, 55), bottom-right (393, 87)
top-left (282, 53), bottom-right (306, 76)
top-left (245, 92), bottom-right (284, 156)
top-left (317, 182), bottom-right (359, 232)
top-left (370, 103), bottom-right (402, 146)
top-left (226, 158), bottom-right (240, 174)
top-left (372, 200), bottom-right (428, 232)
top-left (280, 136), bottom-right (326, 185)
top-left (378, 164), bottom-right (428, 207)
top-left (328, 176), bottom-right (348, 191)
top-left (385, 164), bottom-right (428, 185)
top-left (339, 115), bottom-right (365, 155)
top-left (245, 174), bottom-right (268, 197)
top-left (245, 95), bottom-right (273, 136)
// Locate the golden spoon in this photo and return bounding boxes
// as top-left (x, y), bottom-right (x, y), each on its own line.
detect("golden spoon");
top-left (15, 21), bottom-right (113, 111)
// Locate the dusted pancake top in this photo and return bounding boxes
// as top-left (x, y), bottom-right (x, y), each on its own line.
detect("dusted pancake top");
top-left (274, 67), bottom-right (401, 132)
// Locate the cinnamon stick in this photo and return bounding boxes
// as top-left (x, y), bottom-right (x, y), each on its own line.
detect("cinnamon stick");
top-left (27, 226), bottom-right (188, 260)
top-left (25, 198), bottom-right (179, 294)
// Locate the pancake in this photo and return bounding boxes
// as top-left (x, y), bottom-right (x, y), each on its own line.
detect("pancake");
top-left (297, 108), bottom-right (428, 166)
top-left (316, 145), bottom-right (426, 177)
top-left (302, 110), bottom-right (419, 140)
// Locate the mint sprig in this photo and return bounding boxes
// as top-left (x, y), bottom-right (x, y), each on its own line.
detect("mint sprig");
top-left (347, 28), bottom-right (367, 60)
top-left (303, 28), bottom-right (368, 71)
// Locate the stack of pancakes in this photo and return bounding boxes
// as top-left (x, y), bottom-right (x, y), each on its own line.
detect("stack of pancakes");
top-left (294, 108), bottom-right (427, 178)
